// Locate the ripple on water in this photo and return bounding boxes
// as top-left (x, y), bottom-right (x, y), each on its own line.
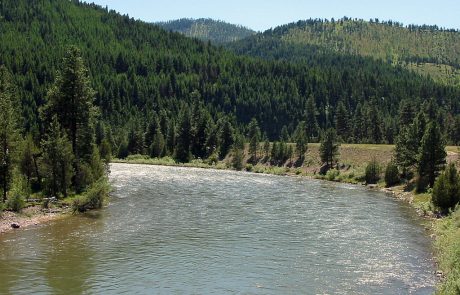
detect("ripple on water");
top-left (0, 163), bottom-right (435, 294)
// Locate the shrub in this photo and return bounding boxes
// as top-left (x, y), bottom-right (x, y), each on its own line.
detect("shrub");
top-left (245, 164), bottom-right (253, 172)
top-left (72, 177), bottom-right (110, 213)
top-left (326, 169), bottom-right (340, 181)
top-left (7, 172), bottom-right (29, 212)
top-left (365, 158), bottom-right (381, 184)
top-left (384, 162), bottom-right (400, 187)
top-left (432, 163), bottom-right (460, 213)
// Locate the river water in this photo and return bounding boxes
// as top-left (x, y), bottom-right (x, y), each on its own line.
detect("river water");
top-left (0, 163), bottom-right (435, 294)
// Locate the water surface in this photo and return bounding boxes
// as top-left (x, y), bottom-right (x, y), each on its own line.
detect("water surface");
top-left (0, 163), bottom-right (435, 294)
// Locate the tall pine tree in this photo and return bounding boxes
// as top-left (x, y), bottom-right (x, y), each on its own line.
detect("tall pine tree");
top-left (0, 66), bottom-right (19, 202)
top-left (417, 121), bottom-right (446, 190)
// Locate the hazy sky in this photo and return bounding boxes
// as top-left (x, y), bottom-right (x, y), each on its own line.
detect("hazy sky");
top-left (84, 0), bottom-right (459, 32)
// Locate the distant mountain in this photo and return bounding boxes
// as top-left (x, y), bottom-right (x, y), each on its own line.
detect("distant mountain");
top-left (157, 18), bottom-right (256, 44)
top-left (229, 18), bottom-right (460, 86)
top-left (1, 1), bottom-right (460, 146)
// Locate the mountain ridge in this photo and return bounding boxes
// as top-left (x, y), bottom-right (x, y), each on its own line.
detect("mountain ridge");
top-left (229, 17), bottom-right (460, 86)
top-left (156, 18), bottom-right (256, 44)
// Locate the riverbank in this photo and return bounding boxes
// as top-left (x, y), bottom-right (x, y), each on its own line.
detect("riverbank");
top-left (0, 205), bottom-right (71, 235)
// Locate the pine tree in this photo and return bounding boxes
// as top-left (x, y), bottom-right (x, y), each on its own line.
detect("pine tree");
top-left (41, 116), bottom-right (75, 198)
top-left (19, 134), bottom-right (39, 186)
top-left (231, 134), bottom-right (245, 171)
top-left (99, 139), bottom-right (112, 168)
top-left (204, 120), bottom-right (218, 158)
top-left (40, 46), bottom-right (97, 164)
top-left (352, 103), bottom-right (365, 143)
top-left (0, 66), bottom-right (19, 202)
top-left (417, 121), bottom-right (446, 190)
top-left (175, 107), bottom-right (192, 163)
top-left (150, 131), bottom-right (165, 158)
top-left (335, 101), bottom-right (349, 141)
top-left (320, 128), bottom-right (340, 170)
top-left (280, 126), bottom-right (290, 142)
top-left (218, 118), bottom-right (234, 160)
top-left (305, 95), bottom-right (319, 142)
top-left (263, 140), bottom-right (270, 159)
top-left (166, 119), bottom-right (176, 156)
top-left (127, 124), bottom-right (144, 155)
top-left (398, 100), bottom-right (415, 128)
top-left (395, 123), bottom-right (419, 176)
top-left (365, 103), bottom-right (382, 143)
top-left (294, 121), bottom-right (308, 161)
top-left (432, 163), bottom-right (460, 212)
top-left (247, 118), bottom-right (261, 163)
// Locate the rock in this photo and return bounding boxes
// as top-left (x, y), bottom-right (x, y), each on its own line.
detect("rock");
top-left (11, 223), bottom-right (20, 229)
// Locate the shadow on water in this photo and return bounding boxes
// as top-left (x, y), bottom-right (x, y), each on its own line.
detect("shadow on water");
top-left (0, 213), bottom-right (104, 295)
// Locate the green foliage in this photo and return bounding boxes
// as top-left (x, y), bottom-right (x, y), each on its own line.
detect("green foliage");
top-left (326, 169), bottom-right (340, 181)
top-left (218, 118), bottom-right (234, 160)
top-left (270, 141), bottom-right (289, 165)
top-left (19, 134), bottom-right (39, 185)
top-left (231, 134), bottom-right (245, 171)
top-left (0, 66), bottom-right (20, 203)
top-left (40, 46), bottom-right (96, 163)
top-left (384, 162), bottom-right (400, 187)
top-left (335, 101), bottom-right (349, 141)
top-left (117, 138), bottom-right (129, 159)
top-left (175, 107), bottom-right (192, 163)
top-left (395, 122), bottom-right (420, 176)
top-left (157, 18), bottom-right (256, 44)
top-left (432, 164), bottom-right (460, 213)
top-left (1, 0), bottom-right (459, 156)
top-left (304, 95), bottom-right (319, 141)
top-left (99, 139), bottom-right (112, 165)
top-left (320, 128), bottom-right (340, 169)
top-left (248, 118), bottom-right (261, 163)
top-left (150, 131), bottom-right (165, 158)
top-left (41, 116), bottom-right (75, 198)
top-left (72, 177), bottom-right (110, 213)
top-left (7, 172), bottom-right (28, 212)
top-left (365, 158), bottom-right (381, 184)
top-left (417, 121), bottom-right (446, 191)
top-left (232, 18), bottom-right (460, 85)
top-left (294, 121), bottom-right (308, 161)
top-left (434, 207), bottom-right (460, 294)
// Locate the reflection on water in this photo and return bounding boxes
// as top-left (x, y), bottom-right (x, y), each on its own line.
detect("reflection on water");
top-left (0, 163), bottom-right (435, 294)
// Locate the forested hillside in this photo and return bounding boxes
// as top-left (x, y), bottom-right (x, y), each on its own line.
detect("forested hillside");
top-left (230, 18), bottom-right (460, 86)
top-left (1, 0), bottom-right (460, 163)
top-left (157, 18), bottom-right (256, 44)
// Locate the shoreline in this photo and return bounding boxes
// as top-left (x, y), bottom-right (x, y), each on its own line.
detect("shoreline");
top-left (0, 205), bottom-right (71, 235)
top-left (1, 160), bottom-right (447, 292)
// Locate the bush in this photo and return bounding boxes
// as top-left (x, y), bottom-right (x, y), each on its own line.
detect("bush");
top-left (384, 162), bottom-right (400, 187)
top-left (245, 164), bottom-right (253, 172)
top-left (7, 173), bottom-right (29, 212)
top-left (365, 158), bottom-right (381, 184)
top-left (326, 169), bottom-right (340, 181)
top-left (432, 163), bottom-right (460, 213)
top-left (72, 177), bottom-right (110, 213)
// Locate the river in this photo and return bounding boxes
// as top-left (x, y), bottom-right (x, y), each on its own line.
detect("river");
top-left (0, 163), bottom-right (435, 294)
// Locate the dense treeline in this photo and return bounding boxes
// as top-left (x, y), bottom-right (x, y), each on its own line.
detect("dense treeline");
top-left (157, 18), bottom-right (256, 44)
top-left (1, 0), bottom-right (460, 164)
top-left (0, 47), bottom-right (108, 212)
top-left (251, 18), bottom-right (460, 75)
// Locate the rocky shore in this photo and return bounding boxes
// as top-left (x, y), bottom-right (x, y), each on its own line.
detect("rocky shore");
top-left (0, 206), bottom-right (69, 234)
